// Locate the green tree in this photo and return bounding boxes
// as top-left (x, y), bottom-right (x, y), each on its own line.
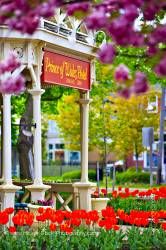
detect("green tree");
top-left (107, 92), bottom-right (160, 170)
top-left (55, 88), bottom-right (160, 171)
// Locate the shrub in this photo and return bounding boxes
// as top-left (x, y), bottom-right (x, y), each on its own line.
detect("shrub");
top-left (62, 169), bottom-right (96, 181)
top-left (127, 167), bottom-right (142, 172)
top-left (116, 170), bottom-right (151, 184)
top-left (62, 170), bottom-right (81, 181)
top-left (88, 169), bottom-right (96, 181)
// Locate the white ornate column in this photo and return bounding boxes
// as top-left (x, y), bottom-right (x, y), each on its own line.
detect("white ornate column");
top-left (0, 94), bottom-right (21, 210)
top-left (80, 92), bottom-right (90, 182)
top-left (73, 92), bottom-right (96, 211)
top-left (25, 89), bottom-right (50, 201)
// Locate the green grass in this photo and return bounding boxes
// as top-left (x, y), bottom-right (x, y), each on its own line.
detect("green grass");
top-left (42, 164), bottom-right (81, 177)
top-left (99, 177), bottom-right (165, 189)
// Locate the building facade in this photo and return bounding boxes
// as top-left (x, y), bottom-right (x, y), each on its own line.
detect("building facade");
top-left (46, 120), bottom-right (80, 165)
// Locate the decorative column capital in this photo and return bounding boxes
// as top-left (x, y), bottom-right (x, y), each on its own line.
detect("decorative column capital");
top-left (2, 93), bottom-right (11, 98)
top-left (79, 98), bottom-right (92, 105)
top-left (28, 88), bottom-right (45, 96)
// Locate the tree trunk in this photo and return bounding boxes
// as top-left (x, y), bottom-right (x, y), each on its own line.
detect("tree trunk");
top-left (17, 94), bottom-right (34, 180)
top-left (135, 153), bottom-right (139, 173)
top-left (135, 144), bottom-right (139, 172)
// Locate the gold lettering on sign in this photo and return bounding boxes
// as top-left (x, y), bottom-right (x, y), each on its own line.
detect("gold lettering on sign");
top-left (64, 62), bottom-right (78, 80)
top-left (45, 56), bottom-right (88, 82)
top-left (77, 66), bottom-right (87, 80)
top-left (45, 57), bottom-right (59, 74)
top-left (60, 63), bottom-right (65, 79)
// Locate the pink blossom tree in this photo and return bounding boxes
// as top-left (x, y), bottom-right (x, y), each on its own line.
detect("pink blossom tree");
top-left (0, 0), bottom-right (166, 96)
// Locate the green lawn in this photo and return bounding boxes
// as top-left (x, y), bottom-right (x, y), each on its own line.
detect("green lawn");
top-left (99, 177), bottom-right (166, 189)
top-left (42, 164), bottom-right (80, 177)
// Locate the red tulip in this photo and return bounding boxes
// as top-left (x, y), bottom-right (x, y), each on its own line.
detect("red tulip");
top-left (37, 207), bottom-right (44, 214)
top-left (0, 212), bottom-right (9, 225)
top-left (161, 222), bottom-right (166, 231)
top-left (5, 207), bottom-right (14, 214)
top-left (112, 225), bottom-right (120, 230)
top-left (85, 219), bottom-right (91, 225)
top-left (49, 223), bottom-right (56, 232)
top-left (8, 226), bottom-right (16, 234)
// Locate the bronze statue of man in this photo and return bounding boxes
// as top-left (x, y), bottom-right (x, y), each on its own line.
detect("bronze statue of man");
top-left (17, 117), bottom-right (34, 180)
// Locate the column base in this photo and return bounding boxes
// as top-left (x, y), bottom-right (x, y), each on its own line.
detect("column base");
top-left (73, 182), bottom-right (96, 211)
top-left (0, 183), bottom-right (22, 210)
top-left (25, 183), bottom-right (51, 202)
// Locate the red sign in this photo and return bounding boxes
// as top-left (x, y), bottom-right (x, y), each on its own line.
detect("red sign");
top-left (42, 51), bottom-right (91, 90)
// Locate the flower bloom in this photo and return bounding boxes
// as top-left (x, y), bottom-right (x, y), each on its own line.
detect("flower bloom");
top-left (0, 211), bottom-right (9, 225)
top-left (85, 8), bottom-right (108, 30)
top-left (132, 72), bottom-right (149, 94)
top-left (49, 223), bottom-right (56, 232)
top-left (8, 226), bottom-right (16, 234)
top-left (0, 52), bottom-right (25, 94)
top-left (114, 64), bottom-right (130, 82)
top-left (38, 207), bottom-right (44, 214)
top-left (0, 52), bottom-right (20, 74)
top-left (5, 207), bottom-right (14, 214)
top-left (0, 75), bottom-right (25, 94)
top-left (101, 188), bottom-right (107, 196)
top-left (98, 43), bottom-right (115, 64)
top-left (67, 2), bottom-right (90, 16)
top-left (155, 56), bottom-right (166, 77)
top-left (161, 222), bottom-right (166, 231)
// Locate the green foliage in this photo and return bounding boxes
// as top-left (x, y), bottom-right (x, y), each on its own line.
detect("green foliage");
top-left (62, 169), bottom-right (96, 181)
top-left (127, 167), bottom-right (142, 172)
top-left (42, 176), bottom-right (65, 183)
top-left (127, 227), bottom-right (166, 250)
top-left (55, 86), bottom-right (159, 164)
top-left (11, 93), bottom-right (27, 146)
top-left (97, 228), bottom-right (124, 250)
top-left (116, 169), bottom-right (151, 184)
top-left (41, 86), bottom-right (74, 114)
top-left (107, 196), bottom-right (166, 213)
top-left (0, 226), bottom-right (165, 250)
top-left (62, 170), bottom-right (80, 181)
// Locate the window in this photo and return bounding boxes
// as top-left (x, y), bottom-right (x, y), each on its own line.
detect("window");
top-left (48, 144), bottom-right (53, 150)
top-left (55, 144), bottom-right (64, 149)
top-left (70, 152), bottom-right (79, 165)
top-left (146, 153), bottom-right (158, 168)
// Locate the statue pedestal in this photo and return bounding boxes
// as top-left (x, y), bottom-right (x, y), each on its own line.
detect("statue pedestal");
top-left (73, 182), bottom-right (96, 211)
top-left (25, 183), bottom-right (51, 202)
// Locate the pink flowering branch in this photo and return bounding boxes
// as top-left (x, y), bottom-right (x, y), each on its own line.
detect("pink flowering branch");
top-left (65, 0), bottom-right (166, 97)
top-left (0, 52), bottom-right (25, 94)
top-left (0, 0), bottom-right (166, 96)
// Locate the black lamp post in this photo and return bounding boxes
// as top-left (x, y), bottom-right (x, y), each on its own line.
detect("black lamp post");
top-left (102, 98), bottom-right (112, 195)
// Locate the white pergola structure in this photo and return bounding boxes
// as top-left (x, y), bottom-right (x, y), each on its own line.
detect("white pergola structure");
top-left (0, 10), bottom-right (96, 211)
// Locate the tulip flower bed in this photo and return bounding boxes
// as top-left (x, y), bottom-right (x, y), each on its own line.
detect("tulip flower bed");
top-left (0, 205), bottom-right (166, 250)
top-left (107, 187), bottom-right (166, 213)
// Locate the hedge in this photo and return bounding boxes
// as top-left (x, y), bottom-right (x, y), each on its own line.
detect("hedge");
top-left (62, 169), bottom-right (96, 181)
top-left (116, 169), bottom-right (151, 184)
